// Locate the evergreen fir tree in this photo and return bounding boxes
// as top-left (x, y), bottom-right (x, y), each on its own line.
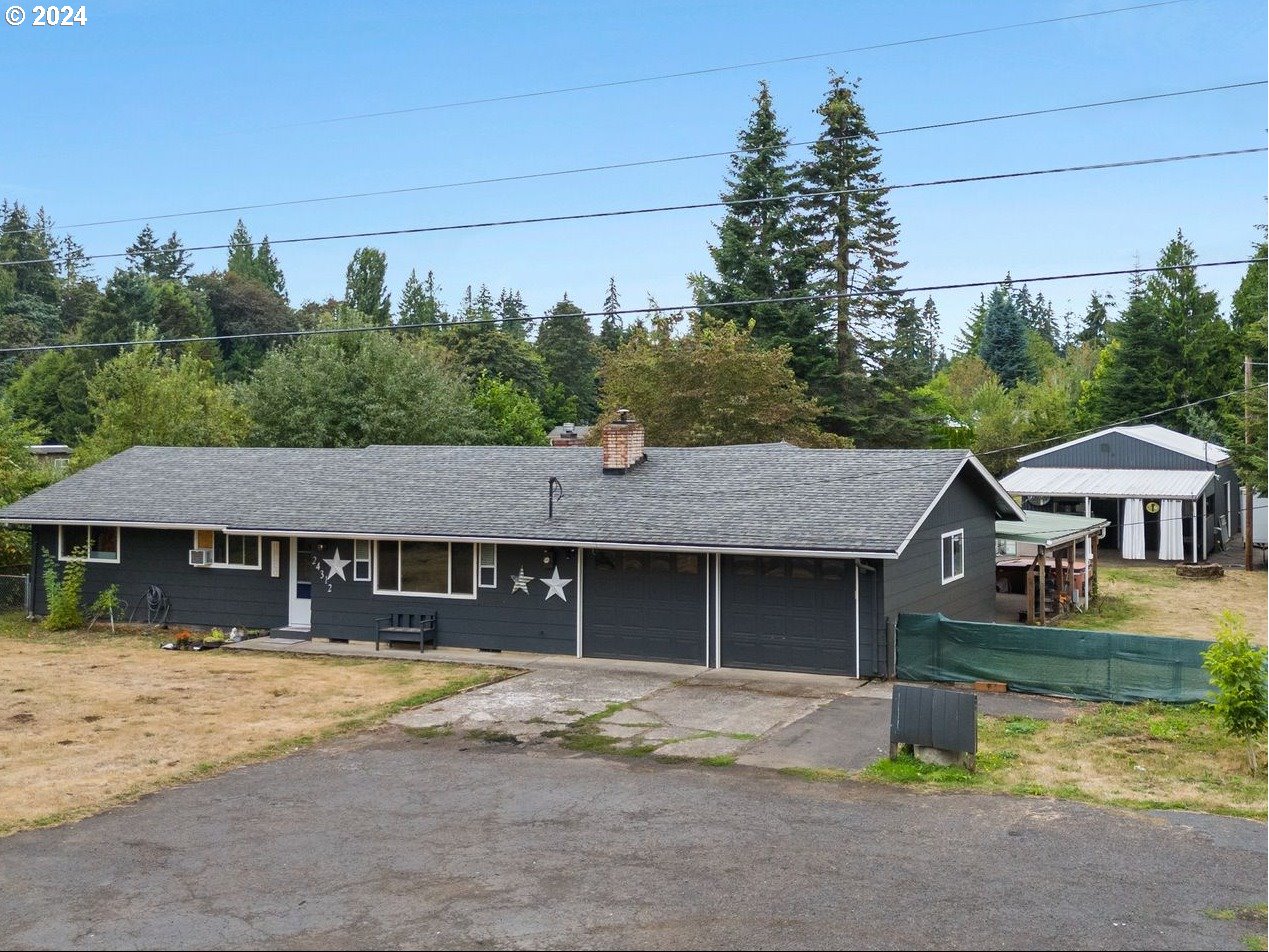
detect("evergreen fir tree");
top-left (399, 269), bottom-right (446, 328)
top-left (253, 237), bottom-right (287, 301)
top-left (497, 288), bottom-right (531, 338)
top-left (1145, 231), bottom-right (1236, 417)
top-left (954, 294), bottom-right (988, 356)
top-left (599, 277), bottom-right (624, 350)
top-left (977, 284), bottom-right (1036, 388)
top-left (0, 203), bottom-right (58, 303)
top-left (1079, 272), bottom-right (1168, 425)
top-left (1076, 292), bottom-right (1112, 346)
top-left (694, 82), bottom-right (833, 402)
top-left (535, 295), bottom-right (599, 420)
top-left (226, 220), bottom-right (256, 277)
top-left (344, 247), bottom-right (391, 324)
top-left (124, 225), bottom-right (162, 276)
top-left (155, 231), bottom-right (192, 282)
top-left (797, 73), bottom-right (906, 441)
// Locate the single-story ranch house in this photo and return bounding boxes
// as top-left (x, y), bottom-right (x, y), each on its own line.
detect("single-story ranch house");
top-left (1000, 423), bottom-right (1239, 562)
top-left (0, 414), bottom-right (1025, 677)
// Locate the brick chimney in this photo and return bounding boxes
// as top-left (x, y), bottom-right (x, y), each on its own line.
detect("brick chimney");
top-left (601, 409), bottom-right (646, 474)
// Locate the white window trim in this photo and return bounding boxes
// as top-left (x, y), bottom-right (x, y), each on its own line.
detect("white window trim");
top-left (353, 539), bottom-right (373, 582)
top-left (192, 530), bottom-right (262, 570)
top-left (58, 524), bottom-right (121, 563)
top-left (372, 540), bottom-right (478, 600)
top-left (477, 542), bottom-right (498, 589)
top-left (941, 528), bottom-right (965, 584)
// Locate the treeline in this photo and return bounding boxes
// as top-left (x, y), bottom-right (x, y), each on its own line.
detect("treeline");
top-left (0, 72), bottom-right (1264, 523)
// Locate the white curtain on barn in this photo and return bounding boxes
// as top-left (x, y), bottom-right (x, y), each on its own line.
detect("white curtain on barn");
top-left (1158, 498), bottom-right (1185, 561)
top-left (1122, 498), bottom-right (1146, 560)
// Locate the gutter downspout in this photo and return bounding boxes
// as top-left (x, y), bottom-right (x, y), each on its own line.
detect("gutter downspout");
top-left (854, 561), bottom-right (861, 679)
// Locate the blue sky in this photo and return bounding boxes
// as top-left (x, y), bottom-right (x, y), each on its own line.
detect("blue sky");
top-left (1, 0), bottom-right (1265, 347)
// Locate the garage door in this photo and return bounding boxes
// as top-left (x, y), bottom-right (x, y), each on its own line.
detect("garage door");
top-left (720, 555), bottom-right (855, 674)
top-left (583, 550), bottom-right (706, 664)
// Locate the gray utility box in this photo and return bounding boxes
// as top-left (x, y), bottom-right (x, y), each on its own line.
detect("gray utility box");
top-left (889, 684), bottom-right (977, 769)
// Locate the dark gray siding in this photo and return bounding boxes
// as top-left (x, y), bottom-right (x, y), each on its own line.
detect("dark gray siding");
top-left (310, 542), bottom-right (575, 654)
top-left (31, 525), bottom-right (289, 629)
top-left (857, 560), bottom-right (886, 678)
top-left (883, 475), bottom-right (998, 623)
top-left (1021, 432), bottom-right (1213, 471)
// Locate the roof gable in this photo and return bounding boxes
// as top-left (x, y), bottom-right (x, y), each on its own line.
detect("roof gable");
top-left (1018, 423), bottom-right (1230, 467)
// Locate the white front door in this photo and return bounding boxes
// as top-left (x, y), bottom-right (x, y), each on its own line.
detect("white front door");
top-left (288, 537), bottom-right (312, 628)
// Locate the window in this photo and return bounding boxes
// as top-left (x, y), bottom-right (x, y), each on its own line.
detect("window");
top-left (59, 525), bottom-right (120, 563)
top-left (477, 543), bottom-right (497, 588)
top-left (941, 529), bottom-right (965, 584)
top-left (353, 540), bottom-right (372, 582)
top-left (192, 529), bottom-right (260, 569)
top-left (374, 540), bottom-right (476, 598)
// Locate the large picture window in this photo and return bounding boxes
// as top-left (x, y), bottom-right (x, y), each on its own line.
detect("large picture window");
top-left (193, 529), bottom-right (261, 569)
top-left (59, 525), bottom-right (120, 563)
top-left (941, 529), bottom-right (965, 584)
top-left (375, 540), bottom-right (476, 598)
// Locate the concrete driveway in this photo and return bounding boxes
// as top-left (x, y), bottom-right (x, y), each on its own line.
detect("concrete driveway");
top-left (0, 731), bottom-right (1262, 950)
top-left (391, 661), bottom-right (1076, 770)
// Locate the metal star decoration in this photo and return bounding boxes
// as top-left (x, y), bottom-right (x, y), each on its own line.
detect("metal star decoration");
top-left (322, 547), bottom-right (351, 582)
top-left (510, 566), bottom-right (535, 595)
top-left (541, 566), bottom-right (573, 602)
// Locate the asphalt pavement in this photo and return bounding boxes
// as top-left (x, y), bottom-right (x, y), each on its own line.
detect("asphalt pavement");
top-left (0, 729), bottom-right (1262, 951)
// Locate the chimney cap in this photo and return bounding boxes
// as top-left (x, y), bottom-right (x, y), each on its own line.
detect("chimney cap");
top-left (616, 408), bottom-right (632, 424)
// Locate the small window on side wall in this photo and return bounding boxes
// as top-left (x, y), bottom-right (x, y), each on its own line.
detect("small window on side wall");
top-left (941, 529), bottom-right (965, 584)
top-left (353, 540), bottom-right (372, 582)
top-left (478, 543), bottom-right (497, 588)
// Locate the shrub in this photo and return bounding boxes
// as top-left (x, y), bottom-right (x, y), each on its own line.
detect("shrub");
top-left (88, 584), bottom-right (121, 631)
top-left (1202, 611), bottom-right (1268, 772)
top-left (42, 547), bottom-right (86, 631)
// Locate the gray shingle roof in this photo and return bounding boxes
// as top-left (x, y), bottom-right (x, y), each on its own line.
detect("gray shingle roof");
top-left (0, 443), bottom-right (1016, 555)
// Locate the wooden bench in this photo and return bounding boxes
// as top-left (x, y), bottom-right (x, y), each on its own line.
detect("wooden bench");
top-left (374, 612), bottom-right (438, 653)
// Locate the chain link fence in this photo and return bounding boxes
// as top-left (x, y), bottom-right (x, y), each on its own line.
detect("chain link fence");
top-left (0, 572), bottom-right (32, 617)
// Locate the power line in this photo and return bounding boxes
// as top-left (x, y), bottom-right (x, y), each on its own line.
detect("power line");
top-left (245, 0), bottom-right (1194, 131)
top-left (3, 147), bottom-right (1261, 270)
top-left (1, 257), bottom-right (1261, 357)
top-left (27, 79), bottom-right (1262, 235)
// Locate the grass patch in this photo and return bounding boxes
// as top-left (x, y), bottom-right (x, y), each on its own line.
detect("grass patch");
top-left (863, 703), bottom-right (1267, 818)
top-left (1244, 935), bottom-right (1268, 952)
top-left (699, 754), bottom-right (736, 767)
top-left (1054, 594), bottom-right (1138, 630)
top-left (779, 766), bottom-right (852, 783)
top-left (864, 753), bottom-right (982, 787)
top-left (0, 611), bottom-right (510, 836)
top-left (1206, 904), bottom-right (1269, 923)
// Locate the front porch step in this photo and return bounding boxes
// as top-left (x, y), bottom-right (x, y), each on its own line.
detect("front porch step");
top-left (270, 626), bottom-right (312, 639)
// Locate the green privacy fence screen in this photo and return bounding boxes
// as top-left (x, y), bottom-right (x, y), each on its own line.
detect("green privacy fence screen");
top-left (896, 613), bottom-right (1215, 703)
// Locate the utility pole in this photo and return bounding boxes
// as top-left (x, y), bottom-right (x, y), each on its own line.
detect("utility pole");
top-left (1245, 354), bottom-right (1254, 572)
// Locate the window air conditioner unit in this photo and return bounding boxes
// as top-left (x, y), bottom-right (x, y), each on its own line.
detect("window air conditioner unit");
top-left (189, 548), bottom-right (214, 567)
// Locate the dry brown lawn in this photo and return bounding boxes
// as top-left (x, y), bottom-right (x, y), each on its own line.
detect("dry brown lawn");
top-left (0, 616), bottom-right (508, 835)
top-left (1073, 566), bottom-right (1267, 644)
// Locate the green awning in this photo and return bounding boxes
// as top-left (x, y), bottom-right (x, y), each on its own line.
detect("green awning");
top-left (995, 511), bottom-right (1110, 548)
